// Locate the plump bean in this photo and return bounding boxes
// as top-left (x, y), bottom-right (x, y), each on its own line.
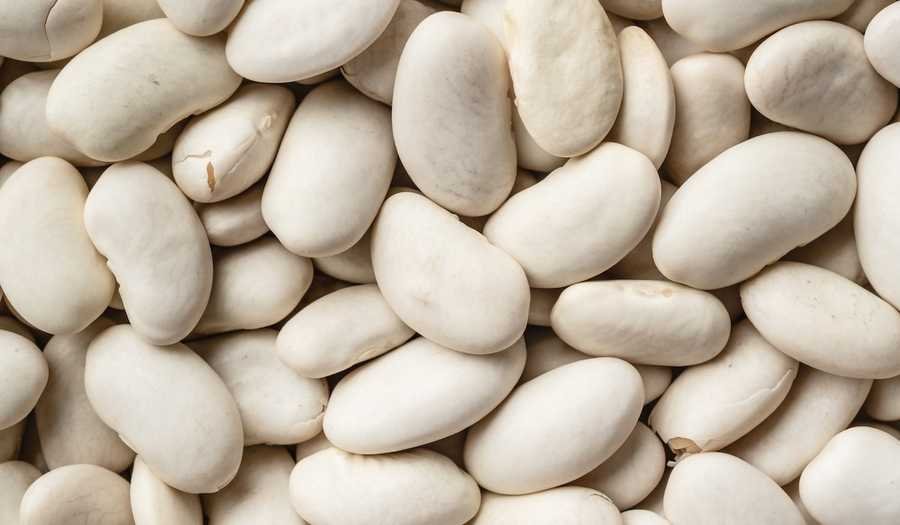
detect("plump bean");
top-left (19, 464), bottom-right (134, 525)
top-left (85, 324), bottom-right (243, 493)
top-left (393, 11), bottom-right (516, 216)
top-left (324, 337), bottom-right (524, 454)
top-left (485, 143), bottom-right (660, 288)
top-left (203, 446), bottom-right (304, 525)
top-left (725, 365), bottom-right (872, 485)
top-left (650, 320), bottom-right (798, 455)
top-left (193, 330), bottom-right (327, 446)
top-left (0, 71), bottom-right (103, 166)
top-left (0, 331), bottom-right (48, 431)
top-left (741, 261), bottom-right (900, 379)
top-left (277, 284), bottom-right (413, 378)
top-left (372, 192), bottom-right (530, 355)
top-left (661, 0), bottom-right (855, 51)
top-left (290, 447), bottom-right (480, 525)
top-left (131, 456), bottom-right (203, 525)
top-left (194, 237), bottom-right (313, 335)
top-left (0, 157), bottom-right (114, 334)
top-left (800, 427), bottom-right (900, 525)
top-left (664, 53), bottom-right (750, 185)
top-left (173, 84), bottom-right (295, 203)
top-left (469, 487), bottom-right (622, 524)
top-left (464, 358), bottom-right (643, 494)
top-left (263, 80), bottom-right (395, 257)
top-left (745, 21), bottom-right (897, 145)
top-left (84, 162), bottom-right (212, 344)
top-left (653, 132), bottom-right (856, 289)
top-left (47, 19), bottom-right (241, 162)
top-left (607, 27), bottom-right (675, 169)
top-left (506, 0), bottom-right (622, 157)
top-left (664, 452), bottom-right (805, 524)
top-left (552, 280), bottom-right (730, 366)
top-left (226, 0), bottom-right (401, 82)
top-left (35, 318), bottom-right (134, 471)
top-left (855, 123), bottom-right (900, 310)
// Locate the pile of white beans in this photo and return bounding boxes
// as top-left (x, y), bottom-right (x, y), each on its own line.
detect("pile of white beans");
top-left (1, 0), bottom-right (900, 524)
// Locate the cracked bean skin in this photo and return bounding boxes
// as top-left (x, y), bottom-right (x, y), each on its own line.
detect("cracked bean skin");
top-left (174, 84), bottom-right (296, 203)
top-left (726, 365), bottom-right (872, 485)
top-left (650, 320), bottom-right (799, 455)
